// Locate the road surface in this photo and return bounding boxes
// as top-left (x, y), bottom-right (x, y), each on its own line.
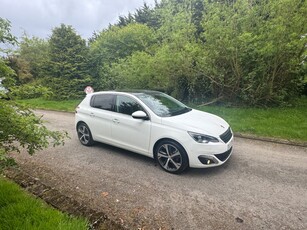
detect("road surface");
top-left (13, 110), bottom-right (307, 229)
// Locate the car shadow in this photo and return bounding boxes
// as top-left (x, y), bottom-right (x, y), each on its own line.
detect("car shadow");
top-left (91, 142), bottom-right (234, 176)
top-left (93, 142), bottom-right (156, 165)
top-left (186, 159), bottom-right (233, 176)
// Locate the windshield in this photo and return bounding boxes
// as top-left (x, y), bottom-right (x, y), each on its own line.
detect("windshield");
top-left (135, 92), bottom-right (191, 117)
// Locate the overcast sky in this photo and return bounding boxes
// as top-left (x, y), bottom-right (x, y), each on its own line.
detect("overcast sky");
top-left (0, 0), bottom-right (157, 40)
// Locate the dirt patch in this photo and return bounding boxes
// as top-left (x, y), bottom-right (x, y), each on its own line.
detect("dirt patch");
top-left (4, 166), bottom-right (124, 230)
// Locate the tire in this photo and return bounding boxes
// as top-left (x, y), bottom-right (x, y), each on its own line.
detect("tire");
top-left (155, 140), bottom-right (189, 174)
top-left (77, 122), bottom-right (94, 146)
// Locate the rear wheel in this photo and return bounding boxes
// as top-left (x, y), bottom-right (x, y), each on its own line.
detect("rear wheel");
top-left (77, 122), bottom-right (94, 146)
top-left (155, 140), bottom-right (189, 174)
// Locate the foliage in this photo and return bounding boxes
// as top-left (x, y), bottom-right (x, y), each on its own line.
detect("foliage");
top-left (18, 35), bottom-right (49, 79)
top-left (0, 97), bottom-right (68, 160)
top-left (89, 23), bottom-right (156, 90)
top-left (9, 84), bottom-right (53, 99)
top-left (0, 18), bottom-right (68, 162)
top-left (0, 58), bottom-right (16, 88)
top-left (201, 0), bottom-right (307, 105)
top-left (116, 1), bottom-right (162, 29)
top-left (44, 24), bottom-right (91, 99)
top-left (6, 55), bottom-right (33, 85)
top-left (0, 177), bottom-right (88, 230)
top-left (0, 18), bottom-right (16, 46)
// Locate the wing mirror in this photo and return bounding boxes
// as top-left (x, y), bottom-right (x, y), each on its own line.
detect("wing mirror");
top-left (132, 111), bottom-right (149, 120)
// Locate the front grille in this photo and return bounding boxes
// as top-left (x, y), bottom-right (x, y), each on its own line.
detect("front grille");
top-left (220, 127), bottom-right (232, 143)
top-left (214, 147), bottom-right (232, 162)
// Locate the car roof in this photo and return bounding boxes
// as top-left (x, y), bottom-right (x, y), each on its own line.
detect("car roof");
top-left (90, 90), bottom-right (164, 96)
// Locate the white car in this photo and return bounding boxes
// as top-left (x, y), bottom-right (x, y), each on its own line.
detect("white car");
top-left (75, 90), bottom-right (233, 174)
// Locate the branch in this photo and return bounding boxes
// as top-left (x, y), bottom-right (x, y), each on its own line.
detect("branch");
top-left (197, 96), bottom-right (224, 107)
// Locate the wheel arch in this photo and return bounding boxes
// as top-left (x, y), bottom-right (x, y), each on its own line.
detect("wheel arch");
top-left (153, 138), bottom-right (190, 165)
top-left (76, 120), bottom-right (87, 131)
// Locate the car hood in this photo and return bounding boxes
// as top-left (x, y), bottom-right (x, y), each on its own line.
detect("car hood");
top-left (161, 109), bottom-right (229, 137)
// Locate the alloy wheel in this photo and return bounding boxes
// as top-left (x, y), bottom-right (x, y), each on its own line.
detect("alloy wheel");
top-left (157, 143), bottom-right (183, 172)
top-left (77, 124), bottom-right (91, 145)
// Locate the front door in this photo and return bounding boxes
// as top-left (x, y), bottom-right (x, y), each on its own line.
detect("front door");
top-left (111, 95), bottom-right (151, 156)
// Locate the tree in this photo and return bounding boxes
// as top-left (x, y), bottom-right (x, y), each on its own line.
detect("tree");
top-left (89, 23), bottom-right (156, 90)
top-left (45, 24), bottom-right (91, 99)
top-left (18, 35), bottom-right (49, 80)
top-left (0, 18), bottom-right (67, 164)
top-left (106, 0), bottom-right (206, 101)
top-left (201, 0), bottom-right (307, 105)
top-left (4, 35), bottom-right (53, 100)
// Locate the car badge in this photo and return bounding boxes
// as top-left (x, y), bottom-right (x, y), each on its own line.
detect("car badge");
top-left (220, 125), bottom-right (225, 129)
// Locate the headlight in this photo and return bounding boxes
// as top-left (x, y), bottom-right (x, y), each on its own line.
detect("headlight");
top-left (188, 131), bottom-right (219, 143)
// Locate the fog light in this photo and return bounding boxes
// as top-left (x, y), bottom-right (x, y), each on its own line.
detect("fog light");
top-left (198, 156), bottom-right (216, 165)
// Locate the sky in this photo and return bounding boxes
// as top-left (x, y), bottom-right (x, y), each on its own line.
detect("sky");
top-left (0, 0), bottom-right (157, 40)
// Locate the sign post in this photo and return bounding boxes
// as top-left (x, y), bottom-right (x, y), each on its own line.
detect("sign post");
top-left (84, 86), bottom-right (94, 94)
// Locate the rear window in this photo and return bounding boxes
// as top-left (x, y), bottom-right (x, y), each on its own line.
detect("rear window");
top-left (90, 94), bottom-right (115, 111)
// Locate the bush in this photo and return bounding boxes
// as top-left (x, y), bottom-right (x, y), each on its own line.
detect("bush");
top-left (9, 84), bottom-right (53, 99)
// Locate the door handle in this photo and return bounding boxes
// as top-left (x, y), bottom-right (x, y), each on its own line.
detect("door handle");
top-left (90, 112), bottom-right (95, 117)
top-left (112, 118), bottom-right (120, 124)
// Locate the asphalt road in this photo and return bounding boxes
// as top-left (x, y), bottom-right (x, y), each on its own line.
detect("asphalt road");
top-left (14, 110), bottom-right (307, 229)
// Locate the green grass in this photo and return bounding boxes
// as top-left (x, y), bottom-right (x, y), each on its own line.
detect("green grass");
top-left (17, 98), bottom-right (81, 112)
top-left (17, 97), bottom-right (307, 142)
top-left (0, 176), bottom-right (88, 230)
top-left (197, 97), bottom-right (307, 142)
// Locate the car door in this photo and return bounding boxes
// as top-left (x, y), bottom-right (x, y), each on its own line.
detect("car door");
top-left (87, 94), bottom-right (115, 144)
top-left (111, 95), bottom-right (151, 156)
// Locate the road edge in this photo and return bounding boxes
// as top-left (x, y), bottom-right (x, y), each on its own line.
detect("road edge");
top-left (234, 132), bottom-right (307, 147)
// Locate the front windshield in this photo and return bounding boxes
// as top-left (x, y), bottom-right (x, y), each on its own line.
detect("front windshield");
top-left (135, 92), bottom-right (191, 117)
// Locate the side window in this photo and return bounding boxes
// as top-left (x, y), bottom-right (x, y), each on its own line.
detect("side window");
top-left (90, 94), bottom-right (115, 111)
top-left (116, 95), bottom-right (143, 116)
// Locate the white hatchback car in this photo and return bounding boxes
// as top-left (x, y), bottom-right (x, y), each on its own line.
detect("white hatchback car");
top-left (75, 90), bottom-right (233, 173)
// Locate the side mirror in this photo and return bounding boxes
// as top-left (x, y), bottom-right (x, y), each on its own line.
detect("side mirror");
top-left (132, 111), bottom-right (149, 120)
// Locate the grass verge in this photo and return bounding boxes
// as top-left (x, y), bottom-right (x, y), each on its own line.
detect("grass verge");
top-left (17, 97), bottom-right (307, 142)
top-left (197, 97), bottom-right (307, 142)
top-left (0, 176), bottom-right (88, 230)
top-left (17, 98), bottom-right (81, 112)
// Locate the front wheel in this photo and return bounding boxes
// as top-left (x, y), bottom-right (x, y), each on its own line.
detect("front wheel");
top-left (77, 122), bottom-right (94, 146)
top-left (155, 140), bottom-right (189, 174)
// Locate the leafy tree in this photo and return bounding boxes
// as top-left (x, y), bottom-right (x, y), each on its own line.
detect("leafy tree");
top-left (107, 0), bottom-right (205, 100)
top-left (0, 18), bottom-right (67, 164)
top-left (18, 35), bottom-right (49, 80)
top-left (201, 0), bottom-right (307, 105)
top-left (45, 24), bottom-right (91, 99)
top-left (0, 18), bottom-right (16, 45)
top-left (134, 2), bottom-right (162, 29)
top-left (89, 23), bottom-right (155, 90)
top-left (6, 55), bottom-right (33, 85)
top-left (115, 1), bottom-right (162, 29)
top-left (5, 35), bottom-right (54, 99)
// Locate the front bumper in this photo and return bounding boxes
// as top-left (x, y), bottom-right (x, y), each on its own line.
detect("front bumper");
top-left (187, 137), bottom-right (234, 168)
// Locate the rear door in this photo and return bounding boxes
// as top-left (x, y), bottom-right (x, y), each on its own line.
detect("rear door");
top-left (87, 94), bottom-right (115, 144)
